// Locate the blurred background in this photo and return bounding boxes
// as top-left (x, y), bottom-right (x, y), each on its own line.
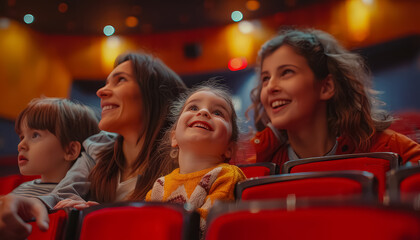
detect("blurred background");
top-left (0, 0), bottom-right (419, 163)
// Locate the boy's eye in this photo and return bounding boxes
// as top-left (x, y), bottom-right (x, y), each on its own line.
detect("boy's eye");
top-left (117, 77), bottom-right (127, 83)
top-left (32, 132), bottom-right (41, 139)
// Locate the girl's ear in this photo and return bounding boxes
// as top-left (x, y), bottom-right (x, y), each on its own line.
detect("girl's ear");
top-left (64, 141), bottom-right (82, 162)
top-left (171, 130), bottom-right (178, 147)
top-left (320, 74), bottom-right (335, 100)
top-left (223, 142), bottom-right (236, 160)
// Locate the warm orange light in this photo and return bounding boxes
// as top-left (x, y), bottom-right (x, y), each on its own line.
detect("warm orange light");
top-left (58, 3), bottom-right (68, 13)
top-left (246, 0), bottom-right (260, 11)
top-left (125, 16), bottom-right (138, 28)
top-left (346, 0), bottom-right (371, 41)
top-left (228, 57), bottom-right (247, 71)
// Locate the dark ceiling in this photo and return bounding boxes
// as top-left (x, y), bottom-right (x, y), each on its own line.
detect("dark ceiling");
top-left (1, 0), bottom-right (326, 35)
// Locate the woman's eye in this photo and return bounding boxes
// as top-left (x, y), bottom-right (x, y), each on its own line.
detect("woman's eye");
top-left (261, 76), bottom-right (270, 82)
top-left (282, 69), bottom-right (294, 76)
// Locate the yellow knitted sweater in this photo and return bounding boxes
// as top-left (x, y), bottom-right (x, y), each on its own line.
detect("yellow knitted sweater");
top-left (145, 163), bottom-right (246, 230)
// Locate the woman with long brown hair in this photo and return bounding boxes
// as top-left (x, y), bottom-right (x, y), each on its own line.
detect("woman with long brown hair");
top-left (0, 52), bottom-right (186, 239)
top-left (248, 28), bottom-right (420, 168)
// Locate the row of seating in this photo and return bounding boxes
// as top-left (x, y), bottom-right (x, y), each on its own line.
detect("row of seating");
top-left (26, 199), bottom-right (420, 240)
top-left (7, 151), bottom-right (420, 239)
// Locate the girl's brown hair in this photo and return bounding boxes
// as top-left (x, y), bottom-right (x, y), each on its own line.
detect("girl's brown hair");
top-left (15, 97), bottom-right (99, 151)
top-left (248, 28), bottom-right (392, 151)
top-left (158, 80), bottom-right (240, 166)
top-left (89, 53), bottom-right (187, 202)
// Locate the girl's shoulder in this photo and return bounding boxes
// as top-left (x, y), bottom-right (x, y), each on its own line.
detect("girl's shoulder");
top-left (82, 131), bottom-right (118, 156)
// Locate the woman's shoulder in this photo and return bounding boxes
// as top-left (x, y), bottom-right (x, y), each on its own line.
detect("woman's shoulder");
top-left (82, 131), bottom-right (118, 155)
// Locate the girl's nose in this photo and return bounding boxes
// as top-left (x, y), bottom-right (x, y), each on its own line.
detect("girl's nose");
top-left (197, 108), bottom-right (210, 118)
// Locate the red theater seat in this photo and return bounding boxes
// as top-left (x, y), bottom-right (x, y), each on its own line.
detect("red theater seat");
top-left (205, 200), bottom-right (420, 240)
top-left (235, 170), bottom-right (377, 201)
top-left (27, 208), bottom-right (69, 240)
top-left (0, 174), bottom-right (40, 195)
top-left (282, 152), bottom-right (401, 200)
top-left (76, 202), bottom-right (200, 240)
top-left (388, 165), bottom-right (420, 204)
top-left (237, 162), bottom-right (279, 178)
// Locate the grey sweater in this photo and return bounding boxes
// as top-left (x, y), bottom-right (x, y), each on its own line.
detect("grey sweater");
top-left (37, 131), bottom-right (117, 209)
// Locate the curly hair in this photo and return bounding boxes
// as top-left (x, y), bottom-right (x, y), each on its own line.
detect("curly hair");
top-left (248, 28), bottom-right (392, 151)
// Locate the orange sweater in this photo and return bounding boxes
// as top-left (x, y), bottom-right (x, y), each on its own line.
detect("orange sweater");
top-left (146, 163), bottom-right (246, 231)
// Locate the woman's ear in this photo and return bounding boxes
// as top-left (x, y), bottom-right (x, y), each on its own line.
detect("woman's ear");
top-left (64, 141), bottom-right (82, 161)
top-left (171, 130), bottom-right (178, 147)
top-left (320, 74), bottom-right (335, 100)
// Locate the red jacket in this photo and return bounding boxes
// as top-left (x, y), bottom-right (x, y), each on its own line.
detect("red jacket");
top-left (251, 128), bottom-right (420, 169)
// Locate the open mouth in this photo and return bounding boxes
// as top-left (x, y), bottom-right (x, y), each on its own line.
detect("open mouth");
top-left (188, 121), bottom-right (213, 131)
top-left (271, 99), bottom-right (291, 109)
top-left (18, 155), bottom-right (28, 165)
top-left (102, 104), bottom-right (119, 112)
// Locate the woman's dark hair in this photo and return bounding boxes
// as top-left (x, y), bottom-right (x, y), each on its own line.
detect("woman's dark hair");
top-left (89, 52), bottom-right (187, 202)
top-left (248, 28), bottom-right (392, 151)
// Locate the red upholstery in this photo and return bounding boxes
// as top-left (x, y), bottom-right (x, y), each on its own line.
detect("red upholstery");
top-left (290, 157), bottom-right (389, 199)
top-left (240, 166), bottom-right (271, 178)
top-left (79, 205), bottom-right (188, 240)
top-left (27, 209), bottom-right (68, 240)
top-left (241, 177), bottom-right (362, 200)
top-left (206, 205), bottom-right (420, 240)
top-left (0, 174), bottom-right (40, 195)
top-left (400, 174), bottom-right (420, 202)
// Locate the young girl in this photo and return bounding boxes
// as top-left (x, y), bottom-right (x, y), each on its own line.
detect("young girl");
top-left (0, 53), bottom-right (186, 239)
top-left (146, 81), bottom-right (246, 231)
top-left (248, 28), bottom-right (420, 168)
top-left (12, 98), bottom-right (100, 197)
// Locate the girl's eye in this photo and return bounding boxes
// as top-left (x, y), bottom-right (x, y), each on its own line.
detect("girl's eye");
top-left (188, 105), bottom-right (198, 111)
top-left (213, 110), bottom-right (224, 117)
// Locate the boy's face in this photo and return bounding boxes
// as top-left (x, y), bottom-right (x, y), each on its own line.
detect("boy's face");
top-left (17, 120), bottom-right (68, 182)
top-left (172, 90), bottom-right (233, 159)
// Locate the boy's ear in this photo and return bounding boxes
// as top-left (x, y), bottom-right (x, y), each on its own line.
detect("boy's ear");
top-left (64, 141), bottom-right (82, 161)
top-left (170, 130), bottom-right (178, 147)
top-left (320, 74), bottom-right (335, 100)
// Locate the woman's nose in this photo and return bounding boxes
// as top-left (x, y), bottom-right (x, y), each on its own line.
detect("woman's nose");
top-left (96, 85), bottom-right (111, 98)
top-left (267, 78), bottom-right (281, 93)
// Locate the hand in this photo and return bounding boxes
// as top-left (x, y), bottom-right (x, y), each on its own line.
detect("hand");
top-left (0, 194), bottom-right (49, 240)
top-left (54, 199), bottom-right (99, 210)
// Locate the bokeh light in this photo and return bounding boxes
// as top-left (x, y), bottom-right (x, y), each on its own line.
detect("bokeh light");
top-left (231, 11), bottom-right (243, 22)
top-left (238, 21), bottom-right (254, 34)
top-left (125, 16), bottom-right (138, 28)
top-left (0, 18), bottom-right (11, 29)
top-left (246, 0), bottom-right (260, 11)
top-left (103, 25), bottom-right (115, 36)
top-left (228, 57), bottom-right (247, 71)
top-left (23, 14), bottom-right (34, 24)
top-left (58, 3), bottom-right (68, 13)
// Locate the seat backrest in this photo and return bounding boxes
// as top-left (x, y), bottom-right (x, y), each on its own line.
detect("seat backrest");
top-left (0, 174), bottom-right (40, 195)
top-left (282, 152), bottom-right (400, 200)
top-left (237, 162), bottom-right (279, 178)
top-left (236, 171), bottom-right (377, 201)
top-left (205, 201), bottom-right (420, 240)
top-left (388, 165), bottom-right (420, 204)
top-left (77, 202), bottom-right (200, 240)
top-left (27, 209), bottom-right (69, 240)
